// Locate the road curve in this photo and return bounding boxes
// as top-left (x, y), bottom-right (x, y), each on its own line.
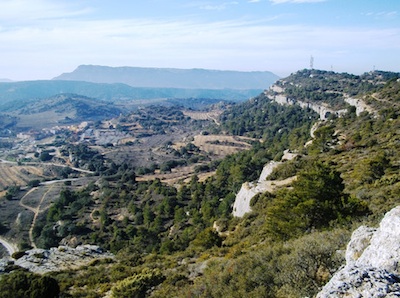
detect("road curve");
top-left (0, 237), bottom-right (18, 256)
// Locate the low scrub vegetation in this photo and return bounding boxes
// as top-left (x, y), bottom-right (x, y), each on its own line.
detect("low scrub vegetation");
top-left (1, 70), bottom-right (399, 297)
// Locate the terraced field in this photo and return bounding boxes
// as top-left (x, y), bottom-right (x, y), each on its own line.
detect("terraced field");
top-left (183, 110), bottom-right (223, 124)
top-left (0, 163), bottom-right (45, 189)
top-left (192, 134), bottom-right (256, 157)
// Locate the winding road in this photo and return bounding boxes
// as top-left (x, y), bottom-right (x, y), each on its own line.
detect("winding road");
top-left (0, 237), bottom-right (17, 256)
top-left (19, 185), bottom-right (56, 249)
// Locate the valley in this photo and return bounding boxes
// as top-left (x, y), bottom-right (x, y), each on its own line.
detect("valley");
top-left (0, 97), bottom-right (257, 256)
top-left (0, 69), bottom-right (398, 298)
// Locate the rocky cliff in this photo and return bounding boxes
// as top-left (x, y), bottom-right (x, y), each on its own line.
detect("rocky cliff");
top-left (266, 82), bottom-right (376, 120)
top-left (317, 206), bottom-right (400, 297)
top-left (232, 150), bottom-right (297, 217)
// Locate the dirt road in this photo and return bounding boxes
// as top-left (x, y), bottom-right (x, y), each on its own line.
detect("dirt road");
top-left (0, 237), bottom-right (18, 256)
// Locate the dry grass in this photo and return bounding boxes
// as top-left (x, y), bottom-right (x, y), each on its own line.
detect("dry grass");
top-left (136, 134), bottom-right (258, 186)
top-left (0, 164), bottom-right (45, 189)
top-left (13, 111), bottom-right (75, 130)
top-left (192, 134), bottom-right (255, 157)
top-left (182, 110), bottom-right (223, 123)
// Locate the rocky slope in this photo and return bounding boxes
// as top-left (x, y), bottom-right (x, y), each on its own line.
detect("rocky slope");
top-left (0, 245), bottom-right (113, 275)
top-left (317, 206), bottom-right (400, 297)
top-left (264, 69), bottom-right (383, 120)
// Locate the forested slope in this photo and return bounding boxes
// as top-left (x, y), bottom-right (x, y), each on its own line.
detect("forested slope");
top-left (1, 69), bottom-right (399, 297)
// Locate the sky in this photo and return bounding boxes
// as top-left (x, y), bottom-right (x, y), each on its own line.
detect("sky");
top-left (0, 0), bottom-right (399, 81)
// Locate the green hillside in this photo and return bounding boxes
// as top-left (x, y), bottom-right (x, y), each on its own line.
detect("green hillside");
top-left (1, 70), bottom-right (399, 297)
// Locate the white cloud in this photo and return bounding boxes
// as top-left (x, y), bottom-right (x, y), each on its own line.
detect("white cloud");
top-left (363, 11), bottom-right (398, 20)
top-left (0, 10), bottom-right (399, 79)
top-left (198, 1), bottom-right (239, 10)
top-left (270, 0), bottom-right (326, 4)
top-left (0, 0), bottom-right (91, 24)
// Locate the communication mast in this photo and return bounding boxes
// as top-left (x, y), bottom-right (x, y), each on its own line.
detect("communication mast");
top-left (310, 55), bottom-right (314, 69)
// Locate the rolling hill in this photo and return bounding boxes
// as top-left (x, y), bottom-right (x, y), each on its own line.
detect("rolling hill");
top-left (0, 68), bottom-right (399, 297)
top-left (0, 80), bottom-right (264, 111)
top-left (7, 94), bottom-right (123, 130)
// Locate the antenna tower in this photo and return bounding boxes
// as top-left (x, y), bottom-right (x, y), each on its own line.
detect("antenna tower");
top-left (310, 56), bottom-right (314, 69)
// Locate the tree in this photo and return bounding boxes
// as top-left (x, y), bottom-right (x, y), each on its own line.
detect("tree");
top-left (0, 270), bottom-right (59, 298)
top-left (39, 151), bottom-right (52, 161)
top-left (352, 152), bottom-right (390, 184)
top-left (265, 161), bottom-right (368, 240)
top-left (28, 179), bottom-right (41, 187)
top-left (192, 227), bottom-right (222, 249)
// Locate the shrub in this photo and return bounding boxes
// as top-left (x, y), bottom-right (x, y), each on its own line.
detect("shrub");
top-left (0, 270), bottom-right (59, 298)
top-left (111, 268), bottom-right (165, 298)
top-left (11, 251), bottom-right (26, 260)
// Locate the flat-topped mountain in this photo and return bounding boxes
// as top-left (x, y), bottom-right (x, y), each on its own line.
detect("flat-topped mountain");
top-left (53, 65), bottom-right (279, 89)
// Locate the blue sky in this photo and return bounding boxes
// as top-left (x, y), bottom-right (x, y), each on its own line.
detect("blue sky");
top-left (0, 0), bottom-right (399, 81)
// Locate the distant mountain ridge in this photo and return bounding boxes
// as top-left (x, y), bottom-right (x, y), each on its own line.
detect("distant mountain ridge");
top-left (53, 65), bottom-right (279, 89)
top-left (0, 80), bottom-right (262, 111)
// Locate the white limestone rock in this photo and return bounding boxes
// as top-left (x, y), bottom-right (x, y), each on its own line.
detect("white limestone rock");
top-left (317, 266), bottom-right (400, 298)
top-left (356, 207), bottom-right (400, 272)
top-left (344, 97), bottom-right (376, 116)
top-left (345, 225), bottom-right (376, 266)
top-left (0, 245), bottom-right (113, 274)
top-left (317, 206), bottom-right (400, 297)
top-left (232, 151), bottom-right (299, 218)
top-left (258, 161), bottom-right (281, 183)
top-left (232, 182), bottom-right (261, 217)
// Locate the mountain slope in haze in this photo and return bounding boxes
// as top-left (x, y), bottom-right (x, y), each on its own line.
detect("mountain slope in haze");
top-left (8, 94), bottom-right (123, 129)
top-left (0, 80), bottom-right (261, 110)
top-left (53, 65), bottom-right (280, 89)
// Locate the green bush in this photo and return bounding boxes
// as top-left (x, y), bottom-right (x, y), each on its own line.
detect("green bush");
top-left (0, 270), bottom-right (59, 298)
top-left (111, 268), bottom-right (165, 298)
top-left (265, 161), bottom-right (368, 240)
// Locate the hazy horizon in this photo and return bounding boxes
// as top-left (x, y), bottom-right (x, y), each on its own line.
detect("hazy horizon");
top-left (0, 0), bottom-right (399, 81)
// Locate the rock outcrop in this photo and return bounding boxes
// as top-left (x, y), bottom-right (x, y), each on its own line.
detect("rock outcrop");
top-left (317, 206), bottom-right (400, 297)
top-left (0, 245), bottom-right (113, 275)
top-left (267, 84), bottom-right (377, 120)
top-left (232, 150), bottom-right (297, 217)
top-left (265, 89), bottom-right (347, 120)
top-left (344, 96), bottom-right (376, 116)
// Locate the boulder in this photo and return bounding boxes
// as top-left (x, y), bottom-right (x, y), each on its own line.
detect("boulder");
top-left (317, 206), bottom-right (400, 297)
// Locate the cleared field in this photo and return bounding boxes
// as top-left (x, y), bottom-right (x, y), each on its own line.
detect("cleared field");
top-left (13, 110), bottom-right (75, 130)
top-left (136, 166), bottom-right (216, 186)
top-left (183, 110), bottom-right (223, 124)
top-left (0, 164), bottom-right (45, 189)
top-left (138, 134), bottom-right (259, 185)
top-left (192, 134), bottom-right (255, 157)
